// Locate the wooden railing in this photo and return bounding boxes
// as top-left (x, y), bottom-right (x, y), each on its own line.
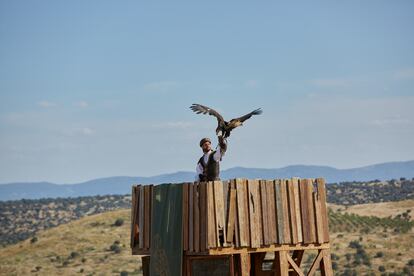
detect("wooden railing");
top-left (131, 178), bottom-right (330, 256)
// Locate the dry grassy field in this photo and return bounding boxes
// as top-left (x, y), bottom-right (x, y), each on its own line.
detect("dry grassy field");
top-left (0, 200), bottom-right (413, 275)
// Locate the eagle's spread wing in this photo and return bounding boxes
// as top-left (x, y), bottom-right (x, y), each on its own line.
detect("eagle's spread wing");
top-left (190, 104), bottom-right (225, 123)
top-left (232, 108), bottom-right (263, 123)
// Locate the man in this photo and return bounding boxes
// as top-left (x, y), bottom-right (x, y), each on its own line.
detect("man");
top-left (196, 135), bottom-right (227, 182)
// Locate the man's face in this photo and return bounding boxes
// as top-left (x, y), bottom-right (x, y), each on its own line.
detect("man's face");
top-left (201, 141), bottom-right (211, 153)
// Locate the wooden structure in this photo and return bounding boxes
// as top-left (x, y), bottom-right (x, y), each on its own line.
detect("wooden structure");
top-left (131, 178), bottom-right (333, 275)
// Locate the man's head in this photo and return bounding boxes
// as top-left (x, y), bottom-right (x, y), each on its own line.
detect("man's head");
top-left (199, 137), bottom-right (212, 153)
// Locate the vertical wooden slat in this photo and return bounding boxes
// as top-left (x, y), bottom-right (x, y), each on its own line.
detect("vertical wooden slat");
top-left (214, 181), bottom-right (227, 247)
top-left (189, 183), bottom-right (194, 252)
top-left (299, 179), bottom-right (310, 244)
top-left (307, 179), bottom-right (316, 244)
top-left (280, 179), bottom-right (291, 244)
top-left (275, 179), bottom-right (285, 244)
top-left (223, 180), bottom-right (229, 224)
top-left (236, 178), bottom-right (249, 247)
top-left (260, 180), bottom-right (269, 245)
top-left (317, 178), bottom-right (330, 243)
top-left (139, 186), bottom-right (144, 249)
top-left (199, 182), bottom-right (207, 251)
top-left (313, 192), bottom-right (324, 244)
top-left (275, 251), bottom-right (289, 276)
top-left (287, 179), bottom-right (298, 245)
top-left (148, 185), bottom-right (150, 249)
top-left (226, 187), bottom-right (237, 244)
top-left (207, 181), bottom-right (217, 248)
top-left (266, 179), bottom-right (277, 244)
top-left (130, 185), bottom-right (136, 248)
top-left (182, 183), bottom-right (188, 251)
top-left (193, 182), bottom-right (200, 252)
top-left (143, 185), bottom-right (150, 249)
top-left (231, 180), bottom-right (240, 247)
top-left (247, 179), bottom-right (262, 248)
top-left (292, 178), bottom-right (303, 243)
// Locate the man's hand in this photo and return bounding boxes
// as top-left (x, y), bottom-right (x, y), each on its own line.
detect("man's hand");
top-left (218, 135), bottom-right (227, 153)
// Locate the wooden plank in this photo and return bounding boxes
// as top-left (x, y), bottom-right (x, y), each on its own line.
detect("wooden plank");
top-left (320, 249), bottom-right (334, 276)
top-left (199, 243), bottom-right (330, 256)
top-left (266, 179), bottom-right (277, 244)
top-left (317, 178), bottom-right (330, 243)
top-left (247, 179), bottom-right (261, 248)
top-left (143, 186), bottom-right (149, 249)
top-left (292, 178), bottom-right (303, 243)
top-left (207, 181), bottom-right (217, 248)
top-left (223, 180), bottom-right (229, 225)
top-left (307, 250), bottom-right (324, 276)
top-left (199, 182), bottom-right (207, 251)
top-left (314, 192), bottom-right (324, 244)
top-left (236, 178), bottom-right (249, 247)
top-left (148, 185), bottom-right (150, 250)
top-left (214, 181), bottom-right (227, 247)
top-left (189, 183), bottom-right (194, 252)
top-left (239, 253), bottom-right (250, 276)
top-left (130, 186), bottom-right (135, 248)
top-left (286, 253), bottom-right (305, 276)
top-left (183, 183), bottom-right (189, 251)
top-left (194, 182), bottom-right (200, 252)
top-left (287, 179), bottom-right (298, 245)
top-left (260, 180), bottom-right (269, 245)
top-left (299, 179), bottom-right (310, 244)
top-left (231, 180), bottom-right (240, 247)
top-left (306, 179), bottom-right (316, 244)
top-left (139, 186), bottom-right (144, 249)
top-left (226, 187), bottom-right (236, 244)
top-left (275, 179), bottom-right (285, 244)
top-left (275, 251), bottom-right (289, 276)
top-left (281, 179), bottom-right (291, 244)
top-left (130, 185), bottom-right (136, 248)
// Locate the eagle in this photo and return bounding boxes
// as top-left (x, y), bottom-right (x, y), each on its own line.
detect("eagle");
top-left (190, 103), bottom-right (263, 138)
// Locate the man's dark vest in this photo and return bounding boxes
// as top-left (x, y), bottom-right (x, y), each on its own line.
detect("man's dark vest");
top-left (198, 150), bottom-right (220, 181)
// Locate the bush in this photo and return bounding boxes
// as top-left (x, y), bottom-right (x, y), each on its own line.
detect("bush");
top-left (408, 259), bottom-right (414, 266)
top-left (70, 251), bottom-right (80, 259)
top-left (348, 240), bottom-right (362, 249)
top-left (114, 218), bottom-right (124, 227)
top-left (375, 252), bottom-right (384, 258)
top-left (120, 271), bottom-right (128, 276)
top-left (110, 244), bottom-right (121, 254)
top-left (378, 266), bottom-right (385, 272)
top-left (30, 237), bottom-right (38, 243)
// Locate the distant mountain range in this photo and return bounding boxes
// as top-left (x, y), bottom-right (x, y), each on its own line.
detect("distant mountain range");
top-left (1, 160), bottom-right (413, 201)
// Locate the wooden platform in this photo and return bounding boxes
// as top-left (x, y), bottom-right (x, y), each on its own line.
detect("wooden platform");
top-left (131, 178), bottom-right (333, 275)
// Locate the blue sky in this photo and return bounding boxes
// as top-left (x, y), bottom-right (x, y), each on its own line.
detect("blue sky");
top-left (1, 1), bottom-right (413, 183)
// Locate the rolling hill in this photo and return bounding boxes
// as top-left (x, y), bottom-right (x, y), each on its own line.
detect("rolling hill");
top-left (1, 160), bottom-right (414, 201)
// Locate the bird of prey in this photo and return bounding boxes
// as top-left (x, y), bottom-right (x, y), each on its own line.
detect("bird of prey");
top-left (190, 103), bottom-right (263, 138)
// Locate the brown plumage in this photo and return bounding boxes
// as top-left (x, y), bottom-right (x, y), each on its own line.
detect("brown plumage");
top-left (190, 103), bottom-right (263, 138)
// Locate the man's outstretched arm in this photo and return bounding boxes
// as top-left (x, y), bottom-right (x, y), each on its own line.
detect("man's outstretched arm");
top-left (213, 136), bottom-right (227, 162)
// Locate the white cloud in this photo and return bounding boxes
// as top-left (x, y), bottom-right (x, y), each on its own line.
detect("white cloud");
top-left (245, 79), bottom-right (258, 88)
top-left (371, 115), bottom-right (412, 127)
top-left (393, 68), bottom-right (414, 80)
top-left (75, 101), bottom-right (89, 108)
top-left (152, 121), bottom-right (194, 130)
top-left (37, 101), bottom-right (57, 108)
top-left (310, 78), bottom-right (350, 87)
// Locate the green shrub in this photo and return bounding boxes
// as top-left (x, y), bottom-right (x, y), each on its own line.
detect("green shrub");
top-left (114, 218), bottom-right (124, 227)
